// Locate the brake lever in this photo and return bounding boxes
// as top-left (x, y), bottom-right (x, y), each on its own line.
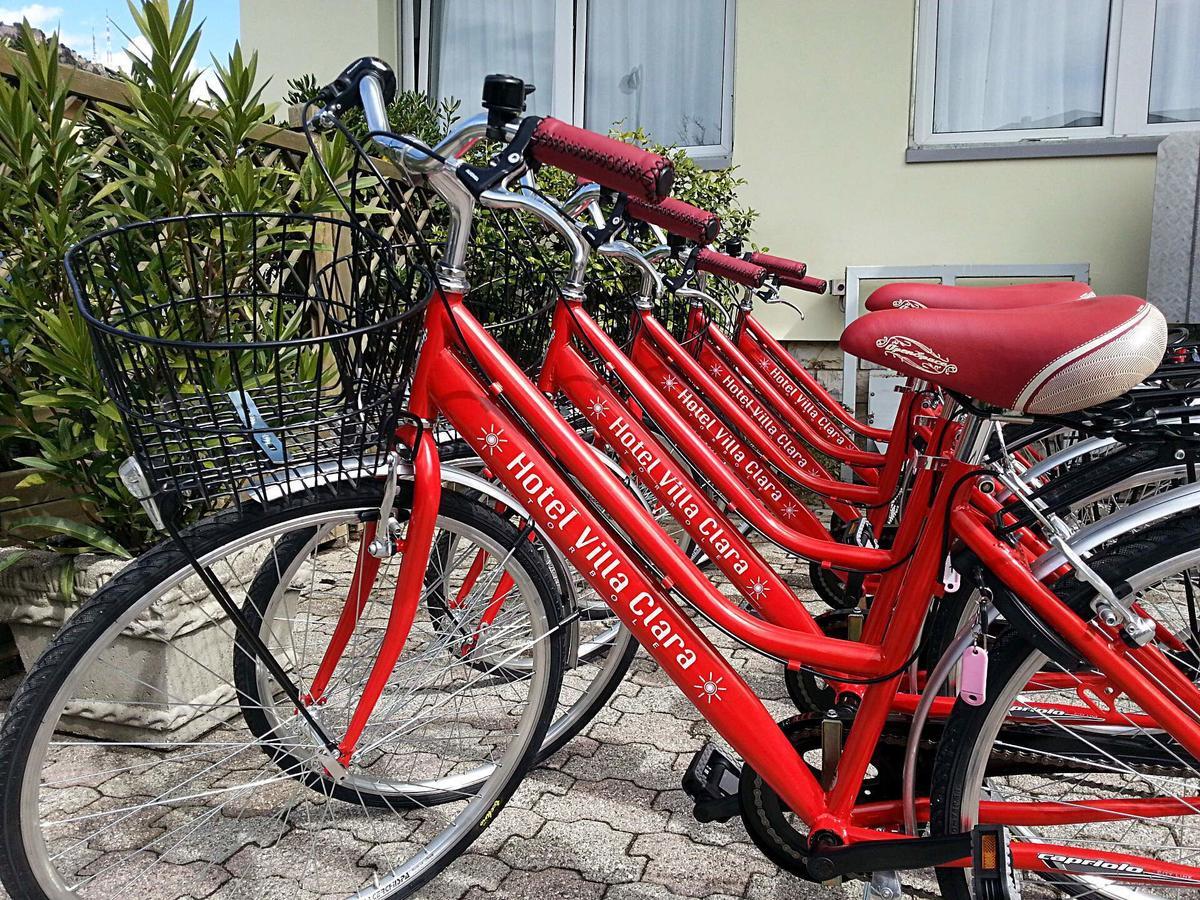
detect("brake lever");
top-left (755, 281), bottom-right (805, 320)
top-left (456, 116), bottom-right (542, 198)
top-left (663, 244), bottom-right (701, 294)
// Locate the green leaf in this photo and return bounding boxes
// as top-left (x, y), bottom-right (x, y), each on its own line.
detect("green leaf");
top-left (11, 456), bottom-right (60, 473)
top-left (8, 517), bottom-right (132, 558)
top-left (14, 472), bottom-right (47, 489)
top-left (58, 555), bottom-right (75, 603)
top-left (0, 551), bottom-right (30, 577)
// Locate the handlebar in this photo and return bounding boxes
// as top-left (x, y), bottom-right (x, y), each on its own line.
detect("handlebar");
top-left (528, 118), bottom-right (674, 203)
top-left (788, 274), bottom-right (829, 295)
top-left (596, 239), bottom-right (664, 301)
top-left (746, 251), bottom-right (807, 282)
top-left (319, 57), bottom-right (396, 116)
top-left (625, 197), bottom-right (720, 245)
top-left (695, 249), bottom-right (768, 289)
top-left (350, 65), bottom-right (674, 206)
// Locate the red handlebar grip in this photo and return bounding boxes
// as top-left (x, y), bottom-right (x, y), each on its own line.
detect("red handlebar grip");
top-left (785, 274), bottom-right (828, 294)
top-left (530, 118), bottom-right (674, 203)
top-left (747, 251), bottom-right (807, 281)
top-left (696, 248), bottom-right (768, 288)
top-left (625, 197), bottom-right (721, 245)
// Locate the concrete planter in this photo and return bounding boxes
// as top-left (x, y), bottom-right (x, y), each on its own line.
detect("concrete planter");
top-left (0, 544), bottom-right (271, 743)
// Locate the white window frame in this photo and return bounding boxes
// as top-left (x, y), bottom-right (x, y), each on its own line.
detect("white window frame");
top-left (404, 0), bottom-right (736, 168)
top-left (910, 0), bottom-right (1196, 159)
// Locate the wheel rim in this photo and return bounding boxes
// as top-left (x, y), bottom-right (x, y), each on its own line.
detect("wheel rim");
top-left (954, 545), bottom-right (1200, 900)
top-left (16, 503), bottom-right (555, 898)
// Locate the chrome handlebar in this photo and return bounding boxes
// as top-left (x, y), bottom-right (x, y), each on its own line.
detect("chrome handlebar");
top-left (350, 69), bottom-right (725, 310)
top-left (595, 240), bottom-right (664, 303)
top-left (353, 72), bottom-right (590, 291)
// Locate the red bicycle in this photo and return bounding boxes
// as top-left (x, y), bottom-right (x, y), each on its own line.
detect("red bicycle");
top-left (5, 58), bottom-right (1194, 900)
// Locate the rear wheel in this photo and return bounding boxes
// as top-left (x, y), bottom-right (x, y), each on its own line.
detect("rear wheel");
top-left (930, 517), bottom-right (1200, 899)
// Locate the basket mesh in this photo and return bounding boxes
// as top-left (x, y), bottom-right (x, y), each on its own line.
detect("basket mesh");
top-left (67, 211), bottom-right (433, 514)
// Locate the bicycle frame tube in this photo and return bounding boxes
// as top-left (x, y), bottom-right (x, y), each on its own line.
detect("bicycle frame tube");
top-left (563, 304), bottom-right (897, 567)
top-left (628, 335), bottom-right (847, 529)
top-left (636, 313), bottom-right (900, 507)
top-left (547, 330), bottom-right (813, 629)
top-left (742, 313), bottom-right (892, 442)
top-left (699, 326), bottom-right (886, 470)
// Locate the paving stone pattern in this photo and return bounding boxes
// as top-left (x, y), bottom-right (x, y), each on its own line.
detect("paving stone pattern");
top-left (0, 540), bottom-right (960, 900)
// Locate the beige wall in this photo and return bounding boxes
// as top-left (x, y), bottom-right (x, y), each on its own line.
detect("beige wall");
top-left (241, 0), bottom-right (1159, 342)
top-left (240, 1), bottom-right (398, 106)
top-left (737, 0), bottom-right (1157, 340)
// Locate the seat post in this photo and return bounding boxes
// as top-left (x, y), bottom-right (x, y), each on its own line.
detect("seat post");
top-left (955, 409), bottom-right (994, 464)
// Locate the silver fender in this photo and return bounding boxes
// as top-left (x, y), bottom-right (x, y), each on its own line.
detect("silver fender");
top-left (1032, 479), bottom-right (1200, 580)
top-left (1020, 434), bottom-right (1115, 484)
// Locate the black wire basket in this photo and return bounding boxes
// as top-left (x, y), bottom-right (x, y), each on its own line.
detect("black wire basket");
top-left (656, 273), bottom-right (739, 348)
top-left (66, 212), bottom-right (434, 515)
top-left (460, 206), bottom-right (566, 375)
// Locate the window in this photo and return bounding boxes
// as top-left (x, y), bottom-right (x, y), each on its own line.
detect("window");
top-left (911, 0), bottom-right (1200, 157)
top-left (407, 0), bottom-right (736, 167)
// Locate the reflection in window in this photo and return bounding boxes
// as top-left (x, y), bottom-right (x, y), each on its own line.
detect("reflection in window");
top-left (585, 0), bottom-right (726, 147)
top-left (932, 0), bottom-right (1109, 134)
top-left (1149, 0), bottom-right (1200, 124)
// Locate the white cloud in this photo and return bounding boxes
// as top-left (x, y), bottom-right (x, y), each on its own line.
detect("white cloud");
top-left (191, 64), bottom-right (222, 102)
top-left (55, 30), bottom-right (91, 52)
top-left (0, 4), bottom-right (63, 28)
top-left (113, 34), bottom-right (150, 73)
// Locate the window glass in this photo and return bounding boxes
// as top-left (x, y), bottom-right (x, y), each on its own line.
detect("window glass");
top-left (1149, 0), bottom-right (1200, 124)
top-left (585, 0), bottom-right (726, 147)
top-left (932, 0), bottom-right (1110, 134)
top-left (428, 0), bottom-right (557, 116)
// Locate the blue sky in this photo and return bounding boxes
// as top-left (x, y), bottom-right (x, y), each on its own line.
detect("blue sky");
top-left (0, 2), bottom-right (239, 70)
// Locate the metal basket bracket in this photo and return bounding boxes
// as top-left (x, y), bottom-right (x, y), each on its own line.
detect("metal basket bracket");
top-left (117, 457), bottom-right (167, 531)
top-left (226, 391), bottom-right (286, 464)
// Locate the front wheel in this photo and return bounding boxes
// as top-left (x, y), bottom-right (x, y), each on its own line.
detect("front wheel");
top-left (0, 484), bottom-right (566, 900)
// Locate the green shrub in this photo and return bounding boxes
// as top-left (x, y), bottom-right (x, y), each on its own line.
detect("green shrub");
top-left (0, 1), bottom-right (759, 563)
top-left (0, 1), bottom-right (340, 558)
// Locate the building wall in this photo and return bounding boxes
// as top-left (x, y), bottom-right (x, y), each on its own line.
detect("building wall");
top-left (241, 0), bottom-right (1160, 342)
top-left (240, 1), bottom-right (398, 103)
top-left (738, 0), bottom-right (1157, 341)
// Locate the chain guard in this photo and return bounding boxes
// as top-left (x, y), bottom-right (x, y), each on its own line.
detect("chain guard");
top-left (738, 715), bottom-right (912, 880)
top-left (784, 611), bottom-right (853, 714)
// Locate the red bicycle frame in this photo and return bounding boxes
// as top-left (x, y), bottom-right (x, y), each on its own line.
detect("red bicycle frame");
top-left (333, 287), bottom-right (1200, 884)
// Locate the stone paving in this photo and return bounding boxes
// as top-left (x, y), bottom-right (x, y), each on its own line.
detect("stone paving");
top-left (0, 540), bottom-right (947, 900)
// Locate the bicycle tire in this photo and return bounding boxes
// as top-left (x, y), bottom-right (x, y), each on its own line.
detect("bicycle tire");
top-left (0, 484), bottom-right (566, 900)
top-left (929, 514), bottom-right (1200, 900)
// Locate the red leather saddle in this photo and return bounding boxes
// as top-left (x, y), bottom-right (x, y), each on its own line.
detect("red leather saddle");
top-left (865, 281), bottom-right (1094, 312)
top-left (841, 296), bottom-right (1166, 414)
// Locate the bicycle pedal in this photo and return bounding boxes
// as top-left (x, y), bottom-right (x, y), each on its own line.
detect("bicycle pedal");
top-left (971, 824), bottom-right (1021, 900)
top-left (682, 743), bottom-right (741, 823)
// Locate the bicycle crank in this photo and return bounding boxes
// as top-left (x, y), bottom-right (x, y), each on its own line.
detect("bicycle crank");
top-left (737, 715), bottom-right (914, 881)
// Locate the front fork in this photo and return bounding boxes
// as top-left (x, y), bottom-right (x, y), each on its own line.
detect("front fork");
top-left (301, 427), bottom-right (443, 768)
